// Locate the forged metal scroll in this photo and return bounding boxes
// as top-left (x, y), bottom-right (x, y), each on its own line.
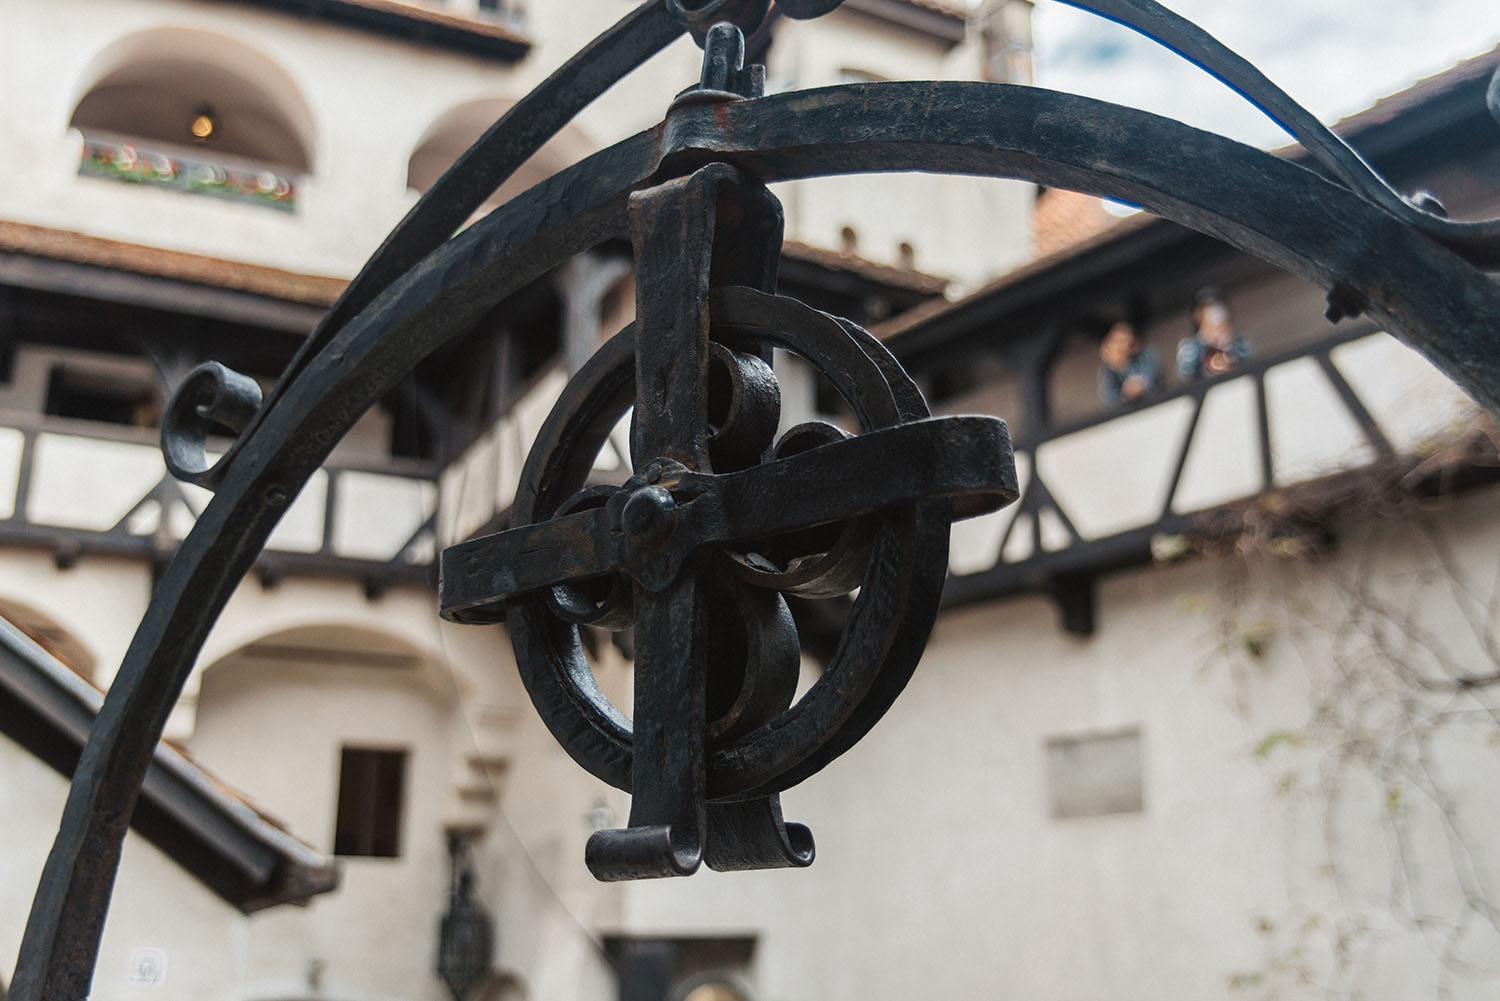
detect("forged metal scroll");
top-left (1059, 0), bottom-right (1500, 266)
top-left (19, 30), bottom-right (1500, 1001)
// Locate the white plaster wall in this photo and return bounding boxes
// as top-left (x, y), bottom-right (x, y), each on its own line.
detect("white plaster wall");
top-left (0, 0), bottom-right (690, 278)
top-left (189, 648), bottom-right (458, 1001)
top-left (1, 0), bottom-right (1025, 287)
top-left (0, 737), bottom-right (250, 1001)
top-left (609, 484), bottom-right (1500, 1001)
top-left (0, 549), bottom-right (152, 687)
top-left (766, 12), bottom-right (1034, 285)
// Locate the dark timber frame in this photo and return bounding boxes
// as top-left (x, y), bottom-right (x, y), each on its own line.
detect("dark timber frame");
top-left (16, 0), bottom-right (1500, 996)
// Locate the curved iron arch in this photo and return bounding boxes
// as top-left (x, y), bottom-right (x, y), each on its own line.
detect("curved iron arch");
top-left (17, 16), bottom-right (1500, 1001)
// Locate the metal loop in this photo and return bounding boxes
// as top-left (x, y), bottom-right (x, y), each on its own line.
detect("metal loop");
top-left (706, 342), bottom-right (781, 472)
top-left (160, 362), bottom-right (263, 490)
top-left (666, 0), bottom-right (769, 44)
top-left (546, 485), bottom-right (635, 630)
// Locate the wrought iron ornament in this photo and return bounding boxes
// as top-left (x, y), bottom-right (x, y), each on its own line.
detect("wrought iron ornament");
top-left (439, 160), bottom-right (1017, 879)
top-left (17, 0), bottom-right (1500, 996)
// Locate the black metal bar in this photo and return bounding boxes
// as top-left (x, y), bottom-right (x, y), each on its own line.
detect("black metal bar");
top-left (1027, 473), bottom-right (1083, 546)
top-left (21, 63), bottom-right (1500, 994)
top-left (654, 84), bottom-right (1500, 414)
top-left (1255, 371), bottom-right (1273, 490)
top-left (320, 469), bottom-right (339, 553)
top-left (1159, 391), bottom-right (1204, 520)
top-left (1314, 350), bottom-right (1397, 461)
top-left (992, 461), bottom-right (1027, 562)
top-left (9, 427), bottom-right (35, 526)
top-left (586, 163), bottom-right (726, 880)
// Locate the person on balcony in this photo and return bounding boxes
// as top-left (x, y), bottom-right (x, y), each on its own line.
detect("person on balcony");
top-left (1176, 286), bottom-right (1251, 379)
top-left (1098, 319), bottom-right (1162, 406)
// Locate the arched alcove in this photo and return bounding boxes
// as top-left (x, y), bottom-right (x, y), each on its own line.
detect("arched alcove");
top-left (192, 623), bottom-right (459, 853)
top-left (0, 597), bottom-right (98, 680)
top-left (407, 98), bottom-right (595, 211)
top-left (70, 27), bottom-right (316, 174)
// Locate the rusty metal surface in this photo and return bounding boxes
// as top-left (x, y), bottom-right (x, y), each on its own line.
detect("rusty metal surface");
top-left (16, 0), bottom-right (1500, 994)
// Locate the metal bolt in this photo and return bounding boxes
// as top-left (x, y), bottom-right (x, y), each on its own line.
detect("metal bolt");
top-left (622, 485), bottom-right (677, 547)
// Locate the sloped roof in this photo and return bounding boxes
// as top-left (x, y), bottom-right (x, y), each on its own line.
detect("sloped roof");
top-left (0, 220), bottom-right (346, 308)
top-left (881, 43), bottom-right (1500, 344)
top-left (783, 239), bottom-right (949, 296)
top-left (1300, 43), bottom-right (1500, 144)
top-left (217, 0), bottom-right (531, 61)
top-left (0, 617), bottom-right (339, 912)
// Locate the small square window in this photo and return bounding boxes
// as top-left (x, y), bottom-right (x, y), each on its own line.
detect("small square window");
top-left (1045, 728), bottom-right (1144, 819)
top-left (334, 747), bottom-right (406, 857)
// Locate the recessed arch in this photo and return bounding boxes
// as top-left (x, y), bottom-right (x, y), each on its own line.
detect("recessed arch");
top-left (69, 26), bottom-right (316, 173)
top-left (200, 620), bottom-right (456, 701)
top-left (0, 597), bottom-right (98, 681)
top-left (407, 97), bottom-right (595, 210)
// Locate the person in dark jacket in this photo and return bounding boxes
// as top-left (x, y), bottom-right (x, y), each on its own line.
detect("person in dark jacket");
top-left (1099, 319), bottom-right (1162, 406)
top-left (1177, 285), bottom-right (1250, 379)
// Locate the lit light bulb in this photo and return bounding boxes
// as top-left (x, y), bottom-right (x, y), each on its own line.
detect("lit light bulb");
top-left (190, 106), bottom-right (216, 143)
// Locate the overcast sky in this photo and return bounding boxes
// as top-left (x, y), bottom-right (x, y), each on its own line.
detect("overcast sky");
top-left (1028, 0), bottom-right (1500, 148)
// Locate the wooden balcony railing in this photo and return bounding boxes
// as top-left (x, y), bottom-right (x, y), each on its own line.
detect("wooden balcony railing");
top-left (939, 325), bottom-right (1486, 629)
top-left (0, 414), bottom-right (435, 587)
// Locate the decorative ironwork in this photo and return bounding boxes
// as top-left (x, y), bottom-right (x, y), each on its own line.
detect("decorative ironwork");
top-left (16, 0), bottom-right (1500, 995)
top-left (437, 835), bottom-right (495, 1001)
top-left (439, 163), bottom-right (1017, 879)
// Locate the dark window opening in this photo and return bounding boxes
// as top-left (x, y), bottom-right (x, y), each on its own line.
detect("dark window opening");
top-left (605, 936), bottom-right (757, 1001)
top-left (512, 318), bottom-right (561, 383)
top-left (334, 746), bottom-right (406, 857)
top-left (399, 276), bottom-right (563, 460)
top-left (386, 379), bottom-right (444, 462)
top-left (44, 365), bottom-right (159, 427)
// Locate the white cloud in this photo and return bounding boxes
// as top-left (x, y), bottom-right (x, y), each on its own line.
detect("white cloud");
top-left (1031, 0), bottom-right (1500, 147)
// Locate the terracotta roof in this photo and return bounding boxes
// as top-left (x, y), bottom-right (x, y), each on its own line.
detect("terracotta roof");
top-left (0, 219), bottom-right (951, 318)
top-left (782, 0), bottom-right (966, 22)
top-left (782, 239), bottom-right (950, 296)
top-left (1032, 188), bottom-right (1117, 260)
top-left (221, 0), bottom-right (531, 58)
top-left (0, 220), bottom-right (348, 308)
top-left (332, 0), bottom-right (531, 47)
top-left (889, 0), bottom-right (967, 22)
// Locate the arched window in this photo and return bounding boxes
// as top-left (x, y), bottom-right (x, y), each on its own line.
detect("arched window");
top-left (0, 599), bottom-right (97, 681)
top-left (70, 28), bottom-right (315, 210)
